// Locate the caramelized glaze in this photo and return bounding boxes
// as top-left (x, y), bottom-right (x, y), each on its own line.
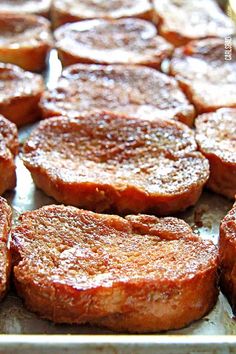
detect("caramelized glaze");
top-left (195, 108), bottom-right (236, 199)
top-left (170, 38), bottom-right (236, 113)
top-left (23, 111), bottom-right (209, 214)
top-left (41, 64), bottom-right (195, 126)
top-left (220, 203), bottom-right (236, 314)
top-left (153, 0), bottom-right (235, 46)
top-left (55, 18), bottom-right (173, 68)
top-left (11, 205), bottom-right (218, 332)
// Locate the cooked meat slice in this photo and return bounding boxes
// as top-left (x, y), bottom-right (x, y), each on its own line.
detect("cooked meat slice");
top-left (153, 0), bottom-right (235, 46)
top-left (52, 0), bottom-right (152, 28)
top-left (55, 18), bottom-right (173, 68)
top-left (0, 13), bottom-right (52, 72)
top-left (0, 63), bottom-right (44, 126)
top-left (22, 111), bottom-right (209, 215)
top-left (219, 202), bottom-right (236, 314)
top-left (195, 109), bottom-right (236, 199)
top-left (11, 205), bottom-right (218, 332)
top-left (0, 115), bottom-right (18, 195)
top-left (40, 64), bottom-right (195, 126)
top-left (169, 38), bottom-right (236, 113)
top-left (0, 197), bottom-right (12, 301)
top-left (0, 0), bottom-right (52, 17)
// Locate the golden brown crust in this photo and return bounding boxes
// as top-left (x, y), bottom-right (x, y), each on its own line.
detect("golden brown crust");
top-left (195, 109), bottom-right (236, 199)
top-left (153, 0), bottom-right (235, 46)
top-left (219, 202), bottom-right (236, 314)
top-left (0, 0), bottom-right (52, 17)
top-left (11, 205), bottom-right (218, 332)
top-left (169, 38), bottom-right (236, 113)
top-left (0, 114), bottom-right (18, 195)
top-left (55, 19), bottom-right (173, 69)
top-left (52, 0), bottom-right (153, 28)
top-left (0, 13), bottom-right (52, 72)
top-left (23, 111), bottom-right (209, 215)
top-left (0, 197), bottom-right (12, 301)
top-left (0, 63), bottom-right (45, 126)
top-left (40, 64), bottom-right (195, 126)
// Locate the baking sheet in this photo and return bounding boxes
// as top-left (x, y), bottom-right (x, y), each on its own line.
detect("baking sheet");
top-left (1, 50), bottom-right (236, 353)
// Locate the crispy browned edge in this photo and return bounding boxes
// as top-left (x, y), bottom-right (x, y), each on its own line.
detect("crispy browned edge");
top-left (40, 96), bottom-right (195, 127)
top-left (25, 168), bottom-right (207, 216)
top-left (0, 45), bottom-right (51, 73)
top-left (57, 46), bottom-right (172, 71)
top-left (13, 262), bottom-right (218, 332)
top-left (0, 94), bottom-right (44, 127)
top-left (51, 3), bottom-right (153, 29)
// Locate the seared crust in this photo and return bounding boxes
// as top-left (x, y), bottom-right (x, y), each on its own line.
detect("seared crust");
top-left (169, 38), bottom-right (236, 113)
top-left (195, 109), bottom-right (236, 199)
top-left (23, 111), bottom-right (209, 215)
top-left (0, 197), bottom-right (12, 301)
top-left (0, 13), bottom-right (52, 72)
top-left (0, 0), bottom-right (52, 17)
top-left (153, 0), bottom-right (235, 46)
top-left (40, 64), bottom-right (195, 126)
top-left (0, 114), bottom-right (18, 195)
top-left (11, 205), bottom-right (218, 332)
top-left (219, 203), bottom-right (236, 314)
top-left (0, 63), bottom-right (44, 126)
top-left (55, 19), bottom-right (173, 68)
top-left (52, 0), bottom-right (153, 28)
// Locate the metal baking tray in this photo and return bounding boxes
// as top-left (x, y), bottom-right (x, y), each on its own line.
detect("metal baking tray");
top-left (1, 50), bottom-right (236, 353)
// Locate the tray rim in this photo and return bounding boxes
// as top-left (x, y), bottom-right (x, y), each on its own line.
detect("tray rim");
top-left (0, 334), bottom-right (236, 343)
top-left (1, 335), bottom-right (236, 354)
top-left (0, 334), bottom-right (236, 354)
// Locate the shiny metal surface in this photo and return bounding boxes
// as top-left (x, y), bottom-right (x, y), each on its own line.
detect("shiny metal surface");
top-left (1, 50), bottom-right (236, 352)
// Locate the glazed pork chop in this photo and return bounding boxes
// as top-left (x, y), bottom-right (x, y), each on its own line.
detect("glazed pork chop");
top-left (11, 205), bottom-right (218, 332)
top-left (22, 111), bottom-right (209, 215)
